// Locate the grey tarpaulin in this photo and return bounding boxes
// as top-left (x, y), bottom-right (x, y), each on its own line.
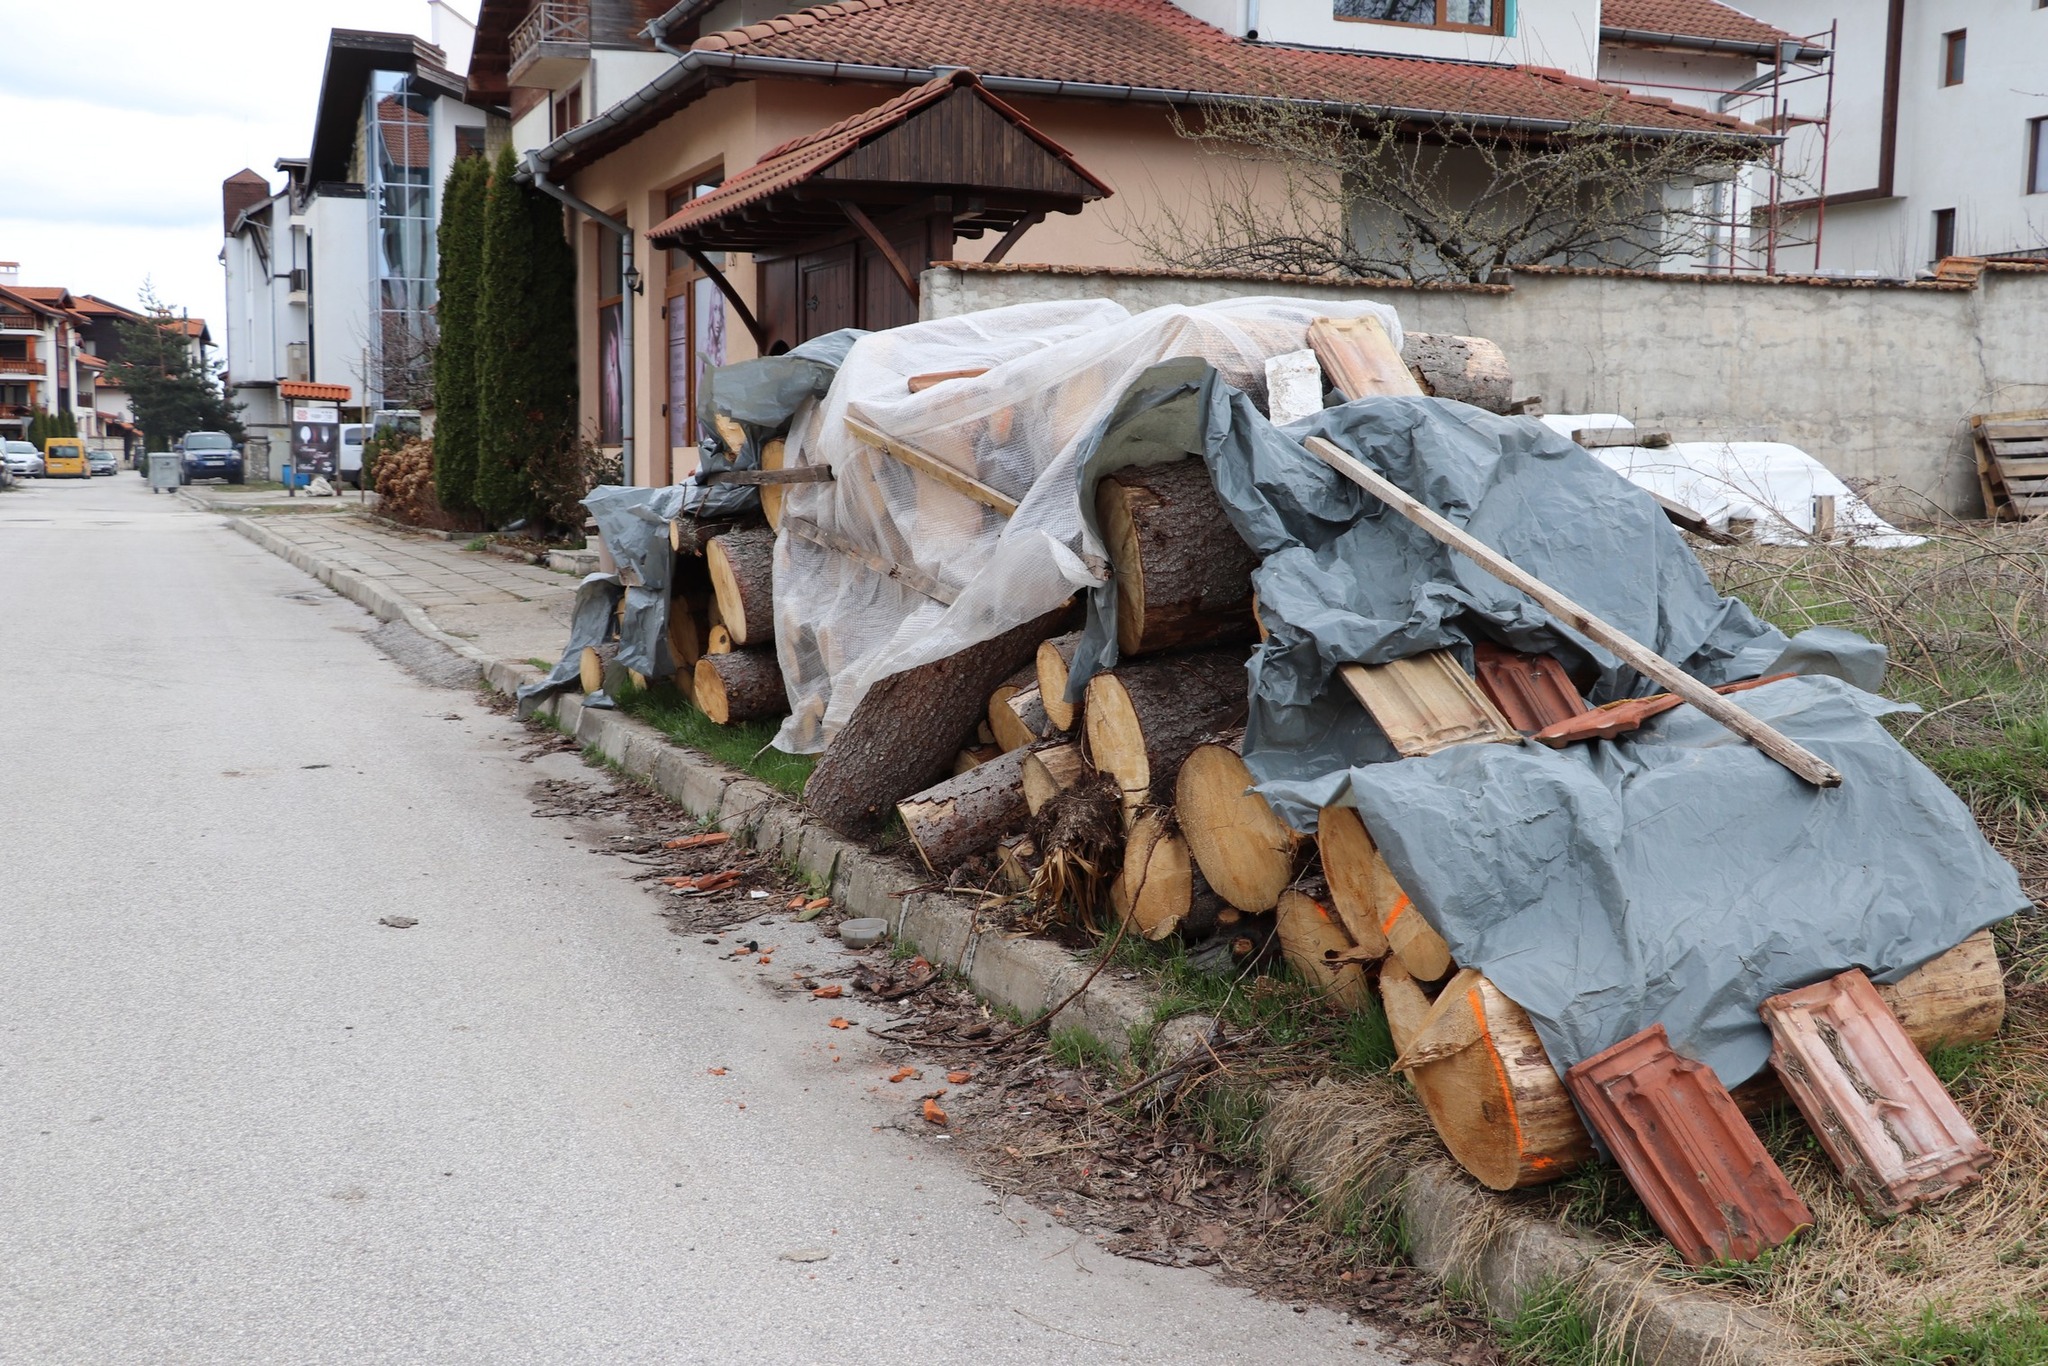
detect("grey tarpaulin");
top-left (1070, 366), bottom-right (2024, 1084)
top-left (687, 329), bottom-right (865, 521)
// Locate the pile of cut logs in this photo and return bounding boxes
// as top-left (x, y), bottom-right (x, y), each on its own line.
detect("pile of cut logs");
top-left (627, 317), bottom-right (2006, 1211)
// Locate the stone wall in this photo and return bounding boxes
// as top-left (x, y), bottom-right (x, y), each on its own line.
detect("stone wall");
top-left (921, 260), bottom-right (2048, 518)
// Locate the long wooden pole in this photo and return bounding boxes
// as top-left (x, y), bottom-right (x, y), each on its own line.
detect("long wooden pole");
top-left (1301, 435), bottom-right (1843, 789)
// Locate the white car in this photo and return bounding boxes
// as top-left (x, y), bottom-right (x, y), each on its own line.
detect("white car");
top-left (3, 439), bottom-right (43, 478)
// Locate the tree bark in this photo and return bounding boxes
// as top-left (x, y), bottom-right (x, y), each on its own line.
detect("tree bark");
top-left (1082, 650), bottom-right (1250, 816)
top-left (1021, 742), bottom-right (1088, 816)
top-left (1176, 729), bottom-right (1306, 913)
top-left (707, 525), bottom-right (777, 647)
top-left (1274, 884), bottom-right (1370, 1011)
top-left (897, 746), bottom-right (1031, 874)
top-left (1036, 631), bottom-right (1084, 731)
top-left (1401, 333), bottom-right (1514, 413)
top-left (1383, 962), bottom-right (1594, 1191)
top-left (693, 648), bottom-right (786, 725)
top-left (804, 604), bottom-right (1074, 838)
top-left (1096, 460), bottom-right (1259, 657)
top-left (992, 683), bottom-right (1062, 752)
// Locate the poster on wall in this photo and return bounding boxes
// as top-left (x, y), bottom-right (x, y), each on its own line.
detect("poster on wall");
top-left (599, 302), bottom-right (622, 446)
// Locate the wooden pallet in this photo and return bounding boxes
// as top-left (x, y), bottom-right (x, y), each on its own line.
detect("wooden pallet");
top-left (1970, 408), bottom-right (2048, 520)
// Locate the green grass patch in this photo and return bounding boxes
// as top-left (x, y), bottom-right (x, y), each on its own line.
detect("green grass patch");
top-left (1187, 1081), bottom-right (1268, 1163)
top-left (1921, 718), bottom-right (2048, 818)
top-left (615, 678), bottom-right (815, 795)
top-left (527, 657), bottom-right (552, 670)
top-left (465, 536), bottom-right (490, 552)
top-left (1498, 1281), bottom-right (1622, 1366)
top-left (1048, 1025), bottom-right (1114, 1070)
top-left (1873, 1304), bottom-right (2048, 1366)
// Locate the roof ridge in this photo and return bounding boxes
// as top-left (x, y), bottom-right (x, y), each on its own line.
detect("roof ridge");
top-left (694, 0), bottom-right (908, 54)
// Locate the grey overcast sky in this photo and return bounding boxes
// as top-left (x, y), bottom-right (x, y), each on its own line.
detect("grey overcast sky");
top-left (0, 0), bottom-right (466, 323)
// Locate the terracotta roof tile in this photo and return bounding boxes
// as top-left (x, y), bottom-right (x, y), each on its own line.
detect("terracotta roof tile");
top-left (1600, 0), bottom-right (1804, 50)
top-left (691, 0), bottom-right (1756, 135)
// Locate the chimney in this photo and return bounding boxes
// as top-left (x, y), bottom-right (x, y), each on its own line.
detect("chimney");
top-left (0, 261), bottom-right (17, 288)
top-left (222, 169), bottom-right (271, 237)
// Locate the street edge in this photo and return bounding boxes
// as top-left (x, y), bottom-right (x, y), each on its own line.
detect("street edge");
top-left (222, 509), bottom-right (1796, 1366)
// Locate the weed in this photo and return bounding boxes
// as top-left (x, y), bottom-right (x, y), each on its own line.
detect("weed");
top-left (465, 536), bottom-right (489, 552)
top-left (1926, 1041), bottom-right (1996, 1087)
top-left (1498, 1281), bottom-right (1622, 1366)
top-left (1187, 1081), bottom-right (1267, 1163)
top-left (1333, 999), bottom-right (1397, 1073)
top-left (1049, 1025), bottom-right (1113, 1070)
top-left (1873, 1304), bottom-right (2048, 1366)
top-left (527, 657), bottom-right (551, 670)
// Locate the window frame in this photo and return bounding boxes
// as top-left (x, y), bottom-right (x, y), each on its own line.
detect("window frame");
top-left (2030, 117), bottom-right (2048, 196)
top-left (1931, 207), bottom-right (1958, 262)
top-left (1333, 0), bottom-right (1503, 36)
top-left (1941, 29), bottom-right (1966, 87)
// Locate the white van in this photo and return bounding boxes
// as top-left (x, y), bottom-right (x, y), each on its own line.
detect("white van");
top-left (339, 425), bottom-right (367, 487)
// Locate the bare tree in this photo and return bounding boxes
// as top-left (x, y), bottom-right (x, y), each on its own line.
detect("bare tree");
top-left (1133, 99), bottom-right (1773, 283)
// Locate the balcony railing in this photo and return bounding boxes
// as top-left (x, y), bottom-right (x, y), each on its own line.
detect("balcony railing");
top-left (0, 357), bottom-right (43, 376)
top-left (510, 0), bottom-right (590, 71)
top-left (0, 312), bottom-right (36, 331)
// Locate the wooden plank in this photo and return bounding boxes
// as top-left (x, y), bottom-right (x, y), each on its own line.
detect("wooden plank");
top-left (701, 466), bottom-right (836, 487)
top-left (1337, 651), bottom-right (1519, 756)
top-left (1992, 456), bottom-right (2048, 478)
top-left (1988, 440), bottom-right (2048, 459)
top-left (1302, 434), bottom-right (1844, 788)
top-left (1811, 493), bottom-right (1836, 542)
top-left (907, 367), bottom-right (989, 394)
top-left (782, 512), bottom-right (959, 605)
top-left (1981, 421), bottom-right (2048, 441)
top-left (1574, 429), bottom-right (1672, 449)
top-left (845, 415), bottom-right (1019, 517)
top-left (1308, 314), bottom-right (1420, 400)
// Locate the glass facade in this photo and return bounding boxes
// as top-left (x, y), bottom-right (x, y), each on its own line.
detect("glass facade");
top-left (366, 71), bottom-right (436, 410)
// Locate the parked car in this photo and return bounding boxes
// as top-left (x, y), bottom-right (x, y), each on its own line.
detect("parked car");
top-left (87, 447), bottom-right (117, 476)
top-left (2, 439), bottom-right (43, 478)
top-left (176, 431), bottom-right (243, 484)
top-left (42, 437), bottom-right (89, 478)
top-left (339, 424), bottom-right (367, 488)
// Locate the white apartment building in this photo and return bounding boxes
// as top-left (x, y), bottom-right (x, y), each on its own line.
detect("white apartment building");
top-left (1745, 1), bottom-right (2048, 276)
top-left (222, 28), bottom-right (490, 455)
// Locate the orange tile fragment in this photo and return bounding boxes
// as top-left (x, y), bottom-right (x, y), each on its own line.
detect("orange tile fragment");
top-left (889, 1067), bottom-right (919, 1084)
top-left (664, 832), bottom-right (730, 850)
top-left (828, 1018), bottom-right (851, 1030)
top-left (805, 897), bottom-right (832, 911)
top-left (922, 1098), bottom-right (949, 1126)
top-left (706, 1067), bottom-right (727, 1076)
top-left (946, 1071), bottom-right (972, 1085)
top-left (812, 985), bottom-right (844, 1000)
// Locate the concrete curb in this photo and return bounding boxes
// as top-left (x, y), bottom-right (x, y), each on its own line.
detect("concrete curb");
top-left (223, 507), bottom-right (1795, 1366)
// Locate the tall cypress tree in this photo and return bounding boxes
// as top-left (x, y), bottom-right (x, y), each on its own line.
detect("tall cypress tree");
top-left (473, 145), bottom-right (578, 525)
top-left (432, 154), bottom-right (487, 512)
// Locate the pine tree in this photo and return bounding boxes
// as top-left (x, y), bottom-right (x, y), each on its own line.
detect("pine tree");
top-left (106, 286), bottom-right (241, 452)
top-left (432, 154), bottom-right (487, 512)
top-left (473, 145), bottom-right (578, 525)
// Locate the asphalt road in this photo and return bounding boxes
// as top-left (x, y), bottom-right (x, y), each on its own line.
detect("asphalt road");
top-left (0, 475), bottom-right (1405, 1364)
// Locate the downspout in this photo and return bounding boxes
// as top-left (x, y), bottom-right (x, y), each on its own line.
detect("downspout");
top-left (523, 152), bottom-right (637, 487)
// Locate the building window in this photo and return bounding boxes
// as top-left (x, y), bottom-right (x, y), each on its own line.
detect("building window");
top-left (551, 87), bottom-right (583, 140)
top-left (2031, 118), bottom-right (2048, 195)
top-left (1335, 0), bottom-right (1499, 32)
top-left (666, 174), bottom-right (728, 467)
top-left (365, 70), bottom-right (435, 410)
top-left (1932, 208), bottom-right (1957, 261)
top-left (1942, 30), bottom-right (1966, 86)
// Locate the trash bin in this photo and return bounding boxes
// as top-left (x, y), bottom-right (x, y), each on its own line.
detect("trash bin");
top-left (148, 452), bottom-right (181, 493)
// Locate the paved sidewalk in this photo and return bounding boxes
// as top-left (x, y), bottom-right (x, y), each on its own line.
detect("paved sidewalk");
top-left (242, 512), bottom-right (579, 665)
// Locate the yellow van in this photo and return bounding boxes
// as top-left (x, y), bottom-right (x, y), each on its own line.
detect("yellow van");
top-left (43, 437), bottom-right (89, 479)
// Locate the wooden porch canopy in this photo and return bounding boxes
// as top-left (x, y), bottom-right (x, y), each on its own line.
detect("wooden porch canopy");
top-left (645, 69), bottom-right (1111, 349)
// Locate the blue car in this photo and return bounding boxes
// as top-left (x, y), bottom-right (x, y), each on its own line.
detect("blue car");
top-left (177, 431), bottom-right (244, 485)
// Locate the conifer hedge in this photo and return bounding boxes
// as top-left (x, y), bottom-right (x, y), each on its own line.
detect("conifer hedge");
top-left (431, 154), bottom-right (487, 512)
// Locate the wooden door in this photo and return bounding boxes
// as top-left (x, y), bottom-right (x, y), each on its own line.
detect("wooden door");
top-left (799, 246), bottom-right (856, 341)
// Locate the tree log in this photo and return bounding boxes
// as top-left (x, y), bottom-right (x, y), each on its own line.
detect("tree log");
top-left (1274, 885), bottom-right (1370, 1011)
top-left (1177, 729), bottom-right (1306, 913)
top-left (1096, 460), bottom-right (1259, 657)
top-left (693, 648), bottom-right (786, 725)
top-left (1022, 742), bottom-right (1088, 816)
top-left (988, 667), bottom-right (1034, 750)
top-left (1877, 928), bottom-right (2005, 1046)
top-left (579, 643), bottom-right (616, 695)
top-left (1084, 651), bottom-right (1250, 817)
top-left (1036, 631), bottom-right (1084, 731)
top-left (992, 683), bottom-right (1062, 752)
top-left (707, 526), bottom-right (776, 647)
top-left (1314, 805), bottom-right (1396, 960)
top-left (758, 437), bottom-right (788, 530)
top-left (1401, 333), bottom-right (1514, 414)
top-left (1112, 808), bottom-right (1195, 941)
top-left (897, 746), bottom-right (1031, 874)
top-left (805, 604), bottom-right (1074, 838)
top-left (707, 625), bottom-right (735, 655)
top-left (1383, 962), bottom-right (1595, 1191)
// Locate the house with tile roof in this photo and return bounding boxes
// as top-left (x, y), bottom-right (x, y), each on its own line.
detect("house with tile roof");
top-left (0, 270), bottom-right (169, 448)
top-left (461, 0), bottom-right (1813, 484)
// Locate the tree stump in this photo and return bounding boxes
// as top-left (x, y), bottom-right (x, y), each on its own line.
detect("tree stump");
top-left (1383, 962), bottom-right (1594, 1191)
top-left (1095, 459), bottom-right (1259, 657)
top-left (805, 604), bottom-right (1074, 838)
top-left (1083, 651), bottom-right (1249, 816)
top-left (1177, 729), bottom-right (1306, 913)
top-left (693, 649), bottom-right (786, 725)
top-left (707, 526), bottom-right (776, 647)
top-left (1036, 631), bottom-right (1084, 731)
top-left (1274, 884), bottom-right (1370, 1011)
top-left (897, 746), bottom-right (1031, 874)
top-left (1021, 742), bottom-right (1088, 816)
top-left (1400, 333), bottom-right (1515, 413)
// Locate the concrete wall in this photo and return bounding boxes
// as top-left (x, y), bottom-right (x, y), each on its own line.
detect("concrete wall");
top-left (921, 259), bottom-right (2048, 517)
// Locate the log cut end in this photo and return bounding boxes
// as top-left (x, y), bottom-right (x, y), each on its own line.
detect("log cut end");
top-left (1036, 632), bottom-right (1083, 731)
top-left (1177, 733), bottom-right (1305, 913)
top-left (1314, 805), bottom-right (1394, 960)
top-left (1112, 808), bottom-right (1194, 940)
top-left (694, 649), bottom-right (787, 726)
top-left (1274, 887), bottom-right (1370, 1012)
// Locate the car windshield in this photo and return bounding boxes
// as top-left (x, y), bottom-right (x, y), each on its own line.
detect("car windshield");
top-left (5, 441), bottom-right (34, 453)
top-left (185, 433), bottom-right (233, 450)
top-left (342, 427), bottom-right (366, 444)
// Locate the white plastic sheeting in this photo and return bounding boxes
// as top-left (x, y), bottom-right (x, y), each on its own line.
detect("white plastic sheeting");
top-left (768, 297), bottom-right (1402, 753)
top-left (1539, 414), bottom-right (1925, 548)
